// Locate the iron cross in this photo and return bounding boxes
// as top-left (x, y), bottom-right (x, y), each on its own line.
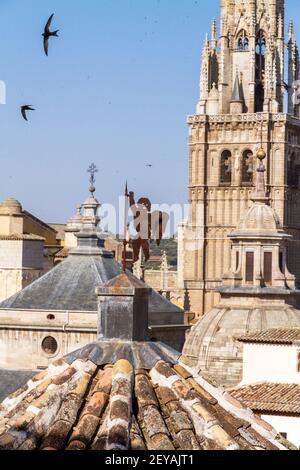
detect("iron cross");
top-left (87, 163), bottom-right (98, 195)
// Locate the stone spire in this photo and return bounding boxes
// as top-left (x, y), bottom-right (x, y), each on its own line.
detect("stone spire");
top-left (211, 18), bottom-right (217, 50)
top-left (197, 33), bottom-right (210, 114)
top-left (288, 19), bottom-right (300, 116)
top-left (230, 72), bottom-right (244, 114)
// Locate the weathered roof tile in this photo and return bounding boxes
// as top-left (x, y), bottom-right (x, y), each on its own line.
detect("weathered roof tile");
top-left (0, 356), bottom-right (290, 451)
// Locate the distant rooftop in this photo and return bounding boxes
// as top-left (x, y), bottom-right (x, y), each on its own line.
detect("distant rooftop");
top-left (231, 383), bottom-right (300, 415)
top-left (236, 329), bottom-right (300, 345)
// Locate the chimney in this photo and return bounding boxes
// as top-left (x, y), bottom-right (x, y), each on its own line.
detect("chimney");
top-left (96, 272), bottom-right (152, 342)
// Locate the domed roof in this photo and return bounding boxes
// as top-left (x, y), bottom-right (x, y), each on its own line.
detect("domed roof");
top-left (0, 197), bottom-right (22, 215)
top-left (183, 303), bottom-right (300, 388)
top-left (233, 202), bottom-right (282, 235)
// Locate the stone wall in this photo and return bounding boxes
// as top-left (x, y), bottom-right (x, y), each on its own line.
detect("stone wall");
top-left (0, 307), bottom-right (188, 369)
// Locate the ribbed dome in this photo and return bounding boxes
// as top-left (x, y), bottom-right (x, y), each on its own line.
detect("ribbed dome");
top-left (0, 197), bottom-right (22, 215)
top-left (235, 202), bottom-right (281, 234)
top-left (183, 304), bottom-right (300, 388)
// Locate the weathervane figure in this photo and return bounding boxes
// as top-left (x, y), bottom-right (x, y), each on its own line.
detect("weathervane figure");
top-left (87, 163), bottom-right (98, 195)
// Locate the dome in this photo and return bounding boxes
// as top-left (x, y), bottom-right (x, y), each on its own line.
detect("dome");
top-left (0, 197), bottom-right (22, 215)
top-left (183, 303), bottom-right (300, 388)
top-left (234, 202), bottom-right (282, 234)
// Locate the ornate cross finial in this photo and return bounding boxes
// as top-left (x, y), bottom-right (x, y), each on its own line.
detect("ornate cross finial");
top-left (87, 163), bottom-right (98, 196)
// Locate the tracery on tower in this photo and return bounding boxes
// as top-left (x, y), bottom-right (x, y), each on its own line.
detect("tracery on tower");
top-left (197, 0), bottom-right (300, 117)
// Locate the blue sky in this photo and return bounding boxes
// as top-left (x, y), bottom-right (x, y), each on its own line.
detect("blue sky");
top-left (0, 0), bottom-right (300, 223)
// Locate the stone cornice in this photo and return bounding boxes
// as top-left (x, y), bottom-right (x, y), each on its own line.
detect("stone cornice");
top-left (187, 112), bottom-right (300, 126)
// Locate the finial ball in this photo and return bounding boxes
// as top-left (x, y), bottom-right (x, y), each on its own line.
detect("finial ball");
top-left (256, 147), bottom-right (266, 161)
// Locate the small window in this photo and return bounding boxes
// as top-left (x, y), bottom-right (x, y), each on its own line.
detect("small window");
top-left (246, 252), bottom-right (254, 283)
top-left (264, 252), bottom-right (272, 285)
top-left (47, 314), bottom-right (55, 320)
top-left (220, 150), bottom-right (232, 185)
top-left (237, 30), bottom-right (249, 51)
top-left (242, 150), bottom-right (254, 185)
top-left (42, 336), bottom-right (58, 356)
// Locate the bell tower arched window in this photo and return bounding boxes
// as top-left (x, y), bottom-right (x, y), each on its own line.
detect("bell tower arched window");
top-left (255, 30), bottom-right (266, 112)
top-left (242, 150), bottom-right (254, 185)
top-left (237, 30), bottom-right (249, 51)
top-left (220, 150), bottom-right (232, 185)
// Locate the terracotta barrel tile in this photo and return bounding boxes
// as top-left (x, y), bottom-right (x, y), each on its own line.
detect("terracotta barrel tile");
top-left (169, 410), bottom-right (194, 433)
top-left (173, 364), bottom-right (192, 380)
top-left (93, 368), bottom-right (112, 395)
top-left (209, 424), bottom-right (240, 450)
top-left (135, 374), bottom-right (158, 408)
top-left (155, 386), bottom-right (178, 406)
top-left (142, 405), bottom-right (170, 439)
top-left (55, 394), bottom-right (82, 425)
top-left (82, 391), bottom-right (108, 418)
top-left (52, 367), bottom-right (76, 386)
top-left (174, 381), bottom-right (199, 401)
top-left (67, 373), bottom-right (93, 400)
top-left (188, 379), bottom-right (218, 405)
top-left (107, 423), bottom-right (130, 450)
top-left (176, 430), bottom-right (201, 450)
top-left (192, 402), bottom-right (217, 424)
top-left (41, 420), bottom-right (72, 450)
top-left (113, 360), bottom-right (133, 377)
top-left (130, 433), bottom-right (146, 451)
top-left (66, 440), bottom-right (86, 451)
top-left (32, 370), bottom-right (48, 383)
top-left (153, 361), bottom-right (176, 379)
top-left (150, 433), bottom-right (175, 451)
top-left (69, 414), bottom-right (99, 446)
top-left (110, 399), bottom-right (131, 422)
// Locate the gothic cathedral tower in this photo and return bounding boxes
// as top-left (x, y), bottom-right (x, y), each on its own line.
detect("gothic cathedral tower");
top-left (181, 0), bottom-right (300, 318)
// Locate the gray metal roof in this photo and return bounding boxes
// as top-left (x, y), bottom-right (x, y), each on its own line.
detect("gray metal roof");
top-left (0, 369), bottom-right (37, 402)
top-left (0, 253), bottom-right (183, 322)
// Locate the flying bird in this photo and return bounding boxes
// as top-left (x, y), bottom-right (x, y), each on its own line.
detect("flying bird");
top-left (21, 105), bottom-right (35, 121)
top-left (42, 14), bottom-right (59, 56)
top-left (146, 164), bottom-right (153, 168)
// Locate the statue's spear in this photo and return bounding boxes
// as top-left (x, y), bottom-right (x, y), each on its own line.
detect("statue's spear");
top-left (122, 181), bottom-right (129, 272)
